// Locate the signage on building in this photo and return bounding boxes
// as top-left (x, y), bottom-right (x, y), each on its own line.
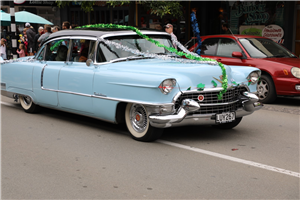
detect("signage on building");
top-left (239, 25), bottom-right (265, 36)
top-left (262, 24), bottom-right (284, 43)
top-left (4, 0), bottom-right (56, 6)
top-left (234, 2), bottom-right (270, 24)
top-left (14, 0), bottom-right (25, 4)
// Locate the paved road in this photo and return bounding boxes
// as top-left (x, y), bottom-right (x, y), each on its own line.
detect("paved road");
top-left (1, 96), bottom-right (299, 199)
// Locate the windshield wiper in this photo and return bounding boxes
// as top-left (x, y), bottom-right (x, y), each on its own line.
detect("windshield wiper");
top-left (111, 56), bottom-right (152, 63)
top-left (268, 55), bottom-right (287, 58)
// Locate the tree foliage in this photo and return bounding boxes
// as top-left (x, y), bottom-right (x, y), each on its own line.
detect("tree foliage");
top-left (56, 1), bottom-right (183, 18)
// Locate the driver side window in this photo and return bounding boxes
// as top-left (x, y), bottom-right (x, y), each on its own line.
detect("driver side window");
top-left (44, 39), bottom-right (70, 61)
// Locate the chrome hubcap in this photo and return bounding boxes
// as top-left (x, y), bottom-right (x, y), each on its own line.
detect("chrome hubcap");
top-left (130, 104), bottom-right (147, 133)
top-left (22, 96), bottom-right (32, 106)
top-left (257, 80), bottom-right (269, 100)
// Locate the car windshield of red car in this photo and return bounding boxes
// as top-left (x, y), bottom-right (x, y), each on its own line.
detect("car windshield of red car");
top-left (239, 38), bottom-right (297, 58)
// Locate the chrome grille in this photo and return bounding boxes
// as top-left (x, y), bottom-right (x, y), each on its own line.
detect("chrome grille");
top-left (175, 87), bottom-right (248, 115)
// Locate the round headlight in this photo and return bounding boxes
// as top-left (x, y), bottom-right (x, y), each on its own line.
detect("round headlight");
top-left (291, 67), bottom-right (300, 79)
top-left (159, 79), bottom-right (176, 95)
top-left (247, 71), bottom-right (260, 85)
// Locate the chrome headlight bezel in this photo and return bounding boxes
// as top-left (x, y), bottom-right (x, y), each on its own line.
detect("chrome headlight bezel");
top-left (291, 67), bottom-right (300, 79)
top-left (247, 70), bottom-right (261, 85)
top-left (159, 79), bottom-right (176, 95)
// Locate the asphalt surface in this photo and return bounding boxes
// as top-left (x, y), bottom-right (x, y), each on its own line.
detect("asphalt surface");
top-left (1, 96), bottom-right (299, 199)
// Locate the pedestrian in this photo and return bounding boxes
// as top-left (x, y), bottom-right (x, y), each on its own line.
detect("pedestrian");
top-left (62, 21), bottom-right (71, 30)
top-left (52, 26), bottom-right (60, 33)
top-left (25, 22), bottom-right (36, 56)
top-left (38, 25), bottom-right (51, 45)
top-left (0, 38), bottom-right (7, 60)
top-left (222, 23), bottom-right (231, 34)
top-left (17, 43), bottom-right (26, 58)
top-left (33, 26), bottom-right (44, 54)
top-left (20, 28), bottom-right (28, 56)
top-left (164, 23), bottom-right (177, 49)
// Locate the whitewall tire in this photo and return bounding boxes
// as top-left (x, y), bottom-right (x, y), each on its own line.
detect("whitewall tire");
top-left (125, 103), bottom-right (163, 142)
top-left (19, 95), bottom-right (40, 113)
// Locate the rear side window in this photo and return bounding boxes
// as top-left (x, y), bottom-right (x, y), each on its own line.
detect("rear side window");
top-left (201, 38), bottom-right (219, 55)
top-left (217, 38), bottom-right (242, 57)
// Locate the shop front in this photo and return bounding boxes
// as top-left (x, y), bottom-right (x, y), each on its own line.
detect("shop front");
top-left (220, 0), bottom-right (296, 51)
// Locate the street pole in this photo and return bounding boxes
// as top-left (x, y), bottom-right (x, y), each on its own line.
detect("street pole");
top-left (9, 1), bottom-right (18, 59)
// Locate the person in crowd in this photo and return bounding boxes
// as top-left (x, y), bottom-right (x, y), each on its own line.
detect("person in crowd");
top-left (79, 48), bottom-right (88, 62)
top-left (0, 38), bottom-right (7, 60)
top-left (222, 23), bottom-right (231, 34)
top-left (17, 43), bottom-right (26, 58)
top-left (20, 28), bottom-right (28, 56)
top-left (164, 23), bottom-right (177, 49)
top-left (155, 24), bottom-right (163, 30)
top-left (62, 21), bottom-right (71, 30)
top-left (52, 26), bottom-right (60, 33)
top-left (25, 22), bottom-right (36, 56)
top-left (38, 25), bottom-right (51, 45)
top-left (33, 26), bottom-right (44, 54)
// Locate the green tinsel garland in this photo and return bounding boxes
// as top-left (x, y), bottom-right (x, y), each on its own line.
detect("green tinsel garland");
top-left (76, 23), bottom-right (228, 99)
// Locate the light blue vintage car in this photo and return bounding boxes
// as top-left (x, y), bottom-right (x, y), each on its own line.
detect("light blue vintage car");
top-left (1, 28), bottom-right (263, 142)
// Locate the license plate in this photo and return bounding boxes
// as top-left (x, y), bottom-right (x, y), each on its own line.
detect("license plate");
top-left (216, 112), bottom-right (235, 124)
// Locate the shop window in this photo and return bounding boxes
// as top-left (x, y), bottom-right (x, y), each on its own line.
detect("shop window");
top-left (216, 38), bottom-right (241, 57)
top-left (201, 38), bottom-right (219, 55)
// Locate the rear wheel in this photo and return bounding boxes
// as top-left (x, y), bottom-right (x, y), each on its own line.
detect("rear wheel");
top-left (257, 74), bottom-right (276, 104)
top-left (125, 103), bottom-right (163, 142)
top-left (19, 95), bottom-right (40, 113)
top-left (213, 117), bottom-right (243, 129)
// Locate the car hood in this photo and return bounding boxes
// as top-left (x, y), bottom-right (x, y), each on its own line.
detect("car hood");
top-left (105, 59), bottom-right (255, 90)
top-left (261, 57), bottom-right (300, 68)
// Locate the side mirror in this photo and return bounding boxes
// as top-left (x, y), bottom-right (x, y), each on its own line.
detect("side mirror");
top-left (232, 51), bottom-right (243, 58)
top-left (86, 59), bottom-right (94, 67)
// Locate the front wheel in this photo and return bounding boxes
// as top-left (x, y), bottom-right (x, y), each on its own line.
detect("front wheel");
top-left (19, 95), bottom-right (40, 113)
top-left (125, 103), bottom-right (163, 142)
top-left (257, 74), bottom-right (276, 104)
top-left (213, 117), bottom-right (243, 129)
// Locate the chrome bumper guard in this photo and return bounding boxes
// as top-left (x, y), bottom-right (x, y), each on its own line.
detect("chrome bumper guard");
top-left (149, 92), bottom-right (263, 128)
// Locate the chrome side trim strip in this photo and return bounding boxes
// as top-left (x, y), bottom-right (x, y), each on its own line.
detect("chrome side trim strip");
top-left (40, 86), bottom-right (173, 106)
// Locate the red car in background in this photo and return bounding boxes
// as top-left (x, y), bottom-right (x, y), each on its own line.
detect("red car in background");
top-left (185, 35), bottom-right (300, 103)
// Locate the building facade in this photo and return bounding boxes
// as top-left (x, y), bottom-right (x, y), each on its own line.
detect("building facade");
top-left (1, 1), bottom-right (299, 56)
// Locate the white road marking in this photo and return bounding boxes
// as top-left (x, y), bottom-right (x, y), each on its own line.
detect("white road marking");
top-left (2, 101), bottom-right (298, 178)
top-left (0, 101), bottom-right (18, 107)
top-left (158, 140), bottom-right (300, 178)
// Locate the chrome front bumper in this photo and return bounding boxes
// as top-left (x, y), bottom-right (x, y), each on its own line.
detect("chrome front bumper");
top-left (149, 92), bottom-right (263, 128)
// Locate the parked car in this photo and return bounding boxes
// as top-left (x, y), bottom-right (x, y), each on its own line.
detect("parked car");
top-left (185, 35), bottom-right (300, 103)
top-left (1, 28), bottom-right (263, 142)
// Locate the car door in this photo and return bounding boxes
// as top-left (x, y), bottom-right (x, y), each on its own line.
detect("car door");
top-left (58, 38), bottom-right (96, 114)
top-left (215, 38), bottom-right (249, 66)
top-left (33, 38), bottom-right (70, 107)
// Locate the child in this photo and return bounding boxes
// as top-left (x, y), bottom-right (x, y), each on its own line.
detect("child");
top-left (0, 38), bottom-right (7, 60)
top-left (17, 44), bottom-right (26, 58)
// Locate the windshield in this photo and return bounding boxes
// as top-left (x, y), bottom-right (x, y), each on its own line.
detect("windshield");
top-left (239, 38), bottom-right (296, 58)
top-left (97, 35), bottom-right (173, 62)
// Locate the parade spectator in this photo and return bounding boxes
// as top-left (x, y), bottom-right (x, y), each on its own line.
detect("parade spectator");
top-left (0, 38), bottom-right (7, 60)
top-left (20, 28), bottom-right (28, 56)
top-left (52, 26), bottom-right (60, 33)
top-left (33, 26), bottom-right (44, 54)
top-left (25, 22), bottom-right (36, 56)
top-left (38, 25), bottom-right (51, 45)
top-left (164, 23), bottom-right (177, 49)
top-left (17, 43), bottom-right (26, 58)
top-left (62, 21), bottom-right (71, 29)
top-left (222, 23), bottom-right (231, 34)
